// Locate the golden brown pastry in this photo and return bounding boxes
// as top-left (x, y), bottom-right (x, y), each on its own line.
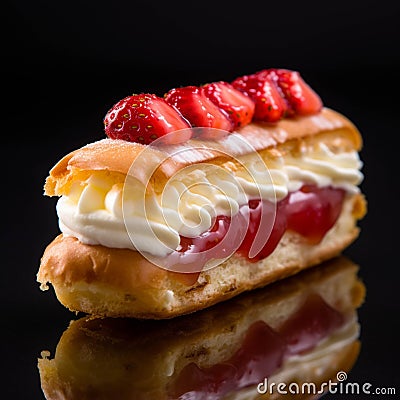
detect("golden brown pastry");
top-left (38, 105), bottom-right (366, 318)
top-left (38, 256), bottom-right (365, 399)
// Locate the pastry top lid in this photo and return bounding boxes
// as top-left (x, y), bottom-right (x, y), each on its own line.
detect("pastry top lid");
top-left (44, 108), bottom-right (362, 196)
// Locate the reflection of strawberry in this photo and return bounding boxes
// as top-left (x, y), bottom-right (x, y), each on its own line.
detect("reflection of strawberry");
top-left (231, 73), bottom-right (287, 123)
top-left (203, 81), bottom-right (255, 129)
top-left (165, 86), bottom-right (234, 131)
top-left (264, 69), bottom-right (323, 115)
top-left (104, 94), bottom-right (191, 145)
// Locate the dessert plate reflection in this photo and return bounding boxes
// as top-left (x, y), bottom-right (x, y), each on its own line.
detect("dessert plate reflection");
top-left (38, 256), bottom-right (365, 400)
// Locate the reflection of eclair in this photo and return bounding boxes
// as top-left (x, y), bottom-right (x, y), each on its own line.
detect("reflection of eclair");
top-left (38, 70), bottom-right (366, 318)
top-left (38, 256), bottom-right (365, 400)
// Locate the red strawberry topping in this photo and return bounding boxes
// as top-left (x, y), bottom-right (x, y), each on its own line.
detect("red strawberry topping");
top-left (164, 86), bottom-right (234, 132)
top-left (263, 69), bottom-right (323, 115)
top-left (231, 73), bottom-right (287, 123)
top-left (104, 94), bottom-right (192, 145)
top-left (104, 70), bottom-right (323, 145)
top-left (202, 81), bottom-right (255, 129)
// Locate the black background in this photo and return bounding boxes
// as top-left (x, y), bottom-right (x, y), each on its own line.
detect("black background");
top-left (3, 0), bottom-right (399, 398)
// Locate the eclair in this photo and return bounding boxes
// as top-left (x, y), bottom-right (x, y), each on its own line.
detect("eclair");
top-left (38, 69), bottom-right (366, 318)
top-left (38, 257), bottom-right (365, 399)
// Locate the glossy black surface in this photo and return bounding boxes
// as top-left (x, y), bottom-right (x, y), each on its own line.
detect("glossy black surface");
top-left (3, 0), bottom-right (399, 398)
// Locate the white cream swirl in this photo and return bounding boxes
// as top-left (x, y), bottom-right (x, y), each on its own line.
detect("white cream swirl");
top-left (236, 143), bottom-right (363, 201)
top-left (57, 143), bottom-right (363, 256)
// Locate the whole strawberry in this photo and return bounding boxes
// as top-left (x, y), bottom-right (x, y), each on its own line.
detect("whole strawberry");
top-left (104, 94), bottom-right (191, 145)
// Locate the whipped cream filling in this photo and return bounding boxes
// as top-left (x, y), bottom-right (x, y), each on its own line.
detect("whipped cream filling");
top-left (57, 143), bottom-right (363, 256)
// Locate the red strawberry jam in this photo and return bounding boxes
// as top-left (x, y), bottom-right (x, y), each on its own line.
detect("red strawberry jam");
top-left (238, 198), bottom-right (288, 261)
top-left (160, 212), bottom-right (248, 284)
top-left (168, 293), bottom-right (345, 399)
top-left (161, 185), bottom-right (345, 282)
top-left (285, 185), bottom-right (345, 245)
top-left (237, 185), bottom-right (345, 260)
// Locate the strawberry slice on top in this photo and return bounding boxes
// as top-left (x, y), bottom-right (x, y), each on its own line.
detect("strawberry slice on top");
top-left (103, 69), bottom-right (323, 145)
top-left (104, 94), bottom-right (192, 145)
top-left (231, 73), bottom-right (288, 123)
top-left (259, 69), bottom-right (323, 115)
top-left (202, 81), bottom-right (255, 129)
top-left (165, 86), bottom-right (234, 132)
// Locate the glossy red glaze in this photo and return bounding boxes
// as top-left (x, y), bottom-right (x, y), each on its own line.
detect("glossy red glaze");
top-left (168, 293), bottom-right (345, 399)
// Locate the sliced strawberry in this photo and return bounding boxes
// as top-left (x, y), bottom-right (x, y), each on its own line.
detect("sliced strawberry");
top-left (265, 69), bottom-right (323, 115)
top-left (202, 81), bottom-right (255, 129)
top-left (231, 73), bottom-right (287, 123)
top-left (251, 69), bottom-right (294, 117)
top-left (165, 86), bottom-right (234, 132)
